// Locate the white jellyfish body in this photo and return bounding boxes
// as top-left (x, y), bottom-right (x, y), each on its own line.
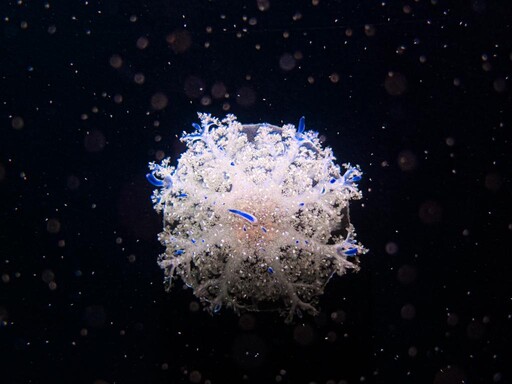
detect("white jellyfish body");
top-left (148, 114), bottom-right (366, 322)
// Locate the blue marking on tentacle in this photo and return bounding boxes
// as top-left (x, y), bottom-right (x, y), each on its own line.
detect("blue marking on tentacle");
top-left (342, 168), bottom-right (362, 185)
top-left (163, 176), bottom-right (173, 189)
top-left (177, 193), bottom-right (188, 198)
top-left (228, 209), bottom-right (258, 223)
top-left (298, 116), bottom-right (305, 134)
top-left (337, 246), bottom-right (358, 256)
top-left (174, 249), bottom-right (185, 255)
top-left (146, 172), bottom-right (164, 187)
top-left (267, 267), bottom-right (274, 274)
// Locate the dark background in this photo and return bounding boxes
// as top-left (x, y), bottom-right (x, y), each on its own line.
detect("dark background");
top-left (1, 1), bottom-right (511, 383)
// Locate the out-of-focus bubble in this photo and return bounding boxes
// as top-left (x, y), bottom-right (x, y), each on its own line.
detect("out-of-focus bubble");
top-left (384, 72), bottom-right (407, 95)
top-left (397, 150), bottom-right (417, 171)
top-left (364, 24), bottom-right (376, 37)
top-left (257, 0), bottom-right (270, 11)
top-left (127, 254), bottom-right (136, 263)
top-left (46, 218), bottom-right (61, 234)
top-left (109, 54), bottom-right (123, 69)
top-left (329, 73), bottom-right (340, 84)
top-left (48, 25), bottom-right (57, 34)
top-left (248, 17), bottom-right (257, 26)
top-left (419, 55), bottom-right (427, 63)
top-left (400, 303), bottom-right (416, 320)
top-left (1, 274), bottom-right (10, 283)
top-left (312, 0), bottom-right (320, 6)
top-left (385, 241), bottom-right (399, 255)
top-left (397, 264), bottom-right (417, 285)
top-left (134, 73), bottom-right (145, 85)
top-left (41, 269), bottom-right (55, 284)
top-left (482, 61), bottom-right (491, 71)
top-left (293, 324), bottom-right (315, 346)
top-left (84, 130), bottom-right (106, 152)
top-left (113, 94), bottom-right (123, 104)
top-left (471, 0), bottom-right (486, 12)
top-left (11, 116), bottom-right (24, 130)
top-left (331, 309), bottom-right (346, 323)
top-left (403, 5), bottom-right (412, 14)
top-left (238, 313), bottom-right (256, 330)
top-left (136, 36), bottom-right (149, 49)
top-left (67, 175), bottom-right (80, 190)
top-left (485, 172), bottom-right (502, 191)
top-left (48, 281), bottom-right (57, 290)
top-left (307, 76), bottom-right (315, 84)
top-left (0, 163), bottom-right (5, 182)
top-left (184, 76), bottom-right (205, 99)
top-left (85, 305), bottom-right (107, 328)
top-left (166, 30), bottom-right (192, 53)
top-left (200, 95), bottom-right (212, 106)
top-left (493, 78), bottom-right (507, 93)
top-left (189, 371), bottom-right (202, 383)
top-left (345, 28), bottom-right (353, 37)
top-left (408, 346), bottom-right (418, 357)
top-left (445, 137), bottom-right (455, 146)
top-left (453, 78), bottom-right (461, 86)
top-left (0, 306), bottom-right (9, 323)
top-left (418, 200), bottom-right (442, 224)
top-left (466, 320), bottom-right (485, 340)
top-left (211, 82), bottom-right (227, 99)
top-left (292, 12), bottom-right (302, 21)
top-left (150, 92), bottom-right (168, 110)
top-left (236, 86), bottom-right (256, 107)
top-left (279, 53), bottom-right (296, 71)
top-left (155, 150), bottom-right (165, 161)
top-left (189, 301), bottom-right (200, 312)
top-left (325, 331), bottom-right (337, 343)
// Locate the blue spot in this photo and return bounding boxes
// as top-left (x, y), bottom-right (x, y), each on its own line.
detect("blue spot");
top-left (320, 187), bottom-right (326, 195)
top-left (330, 178), bottom-right (336, 184)
top-left (192, 122), bottom-right (201, 131)
top-left (174, 249), bottom-right (185, 255)
top-left (177, 193), bottom-right (188, 198)
top-left (351, 175), bottom-right (362, 182)
top-left (230, 161), bottom-right (235, 166)
top-left (228, 209), bottom-right (258, 223)
top-left (295, 240), bottom-right (300, 244)
top-left (213, 304), bottom-right (222, 313)
top-left (261, 226), bottom-right (267, 233)
top-left (267, 267), bottom-right (274, 274)
top-left (191, 239), bottom-right (196, 244)
top-left (146, 172), bottom-right (164, 187)
top-left (299, 202), bottom-right (305, 206)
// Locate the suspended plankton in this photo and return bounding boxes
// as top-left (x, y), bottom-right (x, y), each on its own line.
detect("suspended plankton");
top-left (147, 114), bottom-right (366, 322)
